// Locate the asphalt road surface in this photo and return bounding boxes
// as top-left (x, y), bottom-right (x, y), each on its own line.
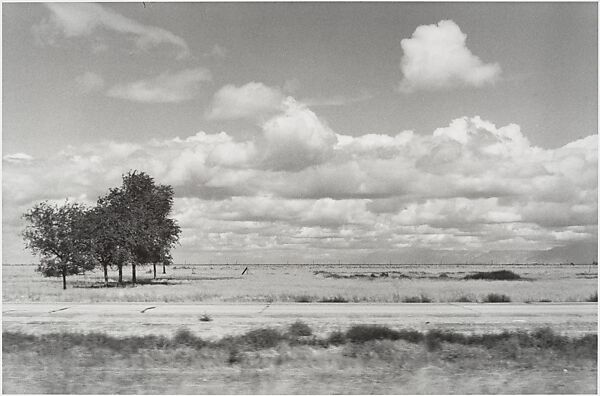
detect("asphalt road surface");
top-left (3, 302), bottom-right (597, 339)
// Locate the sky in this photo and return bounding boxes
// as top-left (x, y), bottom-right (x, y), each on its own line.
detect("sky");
top-left (2, 2), bottom-right (598, 264)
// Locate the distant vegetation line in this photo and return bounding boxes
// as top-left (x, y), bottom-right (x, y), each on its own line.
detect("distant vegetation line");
top-left (3, 262), bottom-right (596, 267)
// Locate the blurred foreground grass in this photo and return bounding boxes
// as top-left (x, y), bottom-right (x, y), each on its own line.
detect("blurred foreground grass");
top-left (3, 324), bottom-right (597, 394)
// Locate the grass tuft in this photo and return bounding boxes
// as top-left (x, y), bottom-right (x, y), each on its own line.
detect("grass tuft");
top-left (464, 270), bottom-right (522, 281)
top-left (199, 313), bottom-right (212, 322)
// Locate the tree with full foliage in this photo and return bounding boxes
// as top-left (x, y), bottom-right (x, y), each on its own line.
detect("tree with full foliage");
top-left (22, 201), bottom-right (95, 289)
top-left (23, 170), bottom-right (180, 287)
top-left (93, 171), bottom-right (181, 284)
top-left (83, 203), bottom-right (131, 285)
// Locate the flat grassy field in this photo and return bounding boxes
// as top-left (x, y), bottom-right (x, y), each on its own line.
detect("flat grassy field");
top-left (3, 325), bottom-right (596, 394)
top-left (3, 263), bottom-right (597, 303)
top-left (3, 264), bottom-right (597, 394)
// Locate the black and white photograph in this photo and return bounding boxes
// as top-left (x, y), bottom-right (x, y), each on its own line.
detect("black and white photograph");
top-left (2, 1), bottom-right (598, 394)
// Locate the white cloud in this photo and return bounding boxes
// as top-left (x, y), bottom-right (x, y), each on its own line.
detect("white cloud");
top-left (399, 20), bottom-right (501, 92)
top-left (107, 68), bottom-right (212, 103)
top-left (3, 109), bottom-right (596, 263)
top-left (75, 71), bottom-right (105, 93)
top-left (261, 98), bottom-right (338, 171)
top-left (207, 82), bottom-right (286, 121)
top-left (35, 3), bottom-right (190, 58)
top-left (3, 153), bottom-right (34, 163)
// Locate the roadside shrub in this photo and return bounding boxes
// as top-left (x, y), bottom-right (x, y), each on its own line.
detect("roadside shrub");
top-left (403, 294), bottom-right (432, 303)
top-left (319, 296), bottom-right (348, 303)
top-left (425, 333), bottom-right (442, 351)
top-left (3, 327), bottom-right (596, 361)
top-left (484, 293), bottom-right (511, 303)
top-left (573, 334), bottom-right (598, 359)
top-left (495, 336), bottom-right (522, 359)
top-left (346, 325), bottom-right (400, 343)
top-left (396, 329), bottom-right (425, 344)
top-left (288, 320), bottom-right (312, 337)
top-left (241, 328), bottom-right (283, 349)
top-left (585, 292), bottom-right (598, 302)
top-left (403, 296), bottom-right (421, 303)
top-left (227, 346), bottom-right (242, 364)
top-left (425, 329), bottom-right (468, 351)
top-left (172, 328), bottom-right (206, 348)
top-left (294, 295), bottom-right (313, 303)
top-left (327, 330), bottom-right (346, 346)
top-left (464, 270), bottom-right (521, 280)
top-left (2, 331), bottom-right (36, 350)
top-left (455, 295), bottom-right (475, 303)
top-left (217, 335), bottom-right (238, 350)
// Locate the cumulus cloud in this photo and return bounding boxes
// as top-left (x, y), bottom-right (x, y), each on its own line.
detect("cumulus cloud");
top-left (207, 82), bottom-right (286, 121)
top-left (75, 71), bottom-right (105, 93)
top-left (261, 98), bottom-right (338, 171)
top-left (34, 3), bottom-right (190, 58)
top-left (399, 20), bottom-right (501, 92)
top-left (107, 68), bottom-right (212, 103)
top-left (3, 109), bottom-right (597, 263)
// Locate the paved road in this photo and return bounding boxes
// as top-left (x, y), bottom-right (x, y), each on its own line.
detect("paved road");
top-left (3, 302), bottom-right (597, 339)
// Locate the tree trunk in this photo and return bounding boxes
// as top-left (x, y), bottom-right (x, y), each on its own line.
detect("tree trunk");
top-left (118, 265), bottom-right (123, 284)
top-left (153, 263), bottom-right (157, 279)
top-left (132, 264), bottom-right (137, 284)
top-left (62, 267), bottom-right (67, 290)
top-left (162, 262), bottom-right (166, 274)
top-left (103, 263), bottom-right (109, 286)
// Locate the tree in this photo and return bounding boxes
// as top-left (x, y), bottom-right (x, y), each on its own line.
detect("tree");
top-left (98, 171), bottom-right (181, 284)
top-left (83, 204), bottom-right (131, 285)
top-left (22, 201), bottom-right (94, 289)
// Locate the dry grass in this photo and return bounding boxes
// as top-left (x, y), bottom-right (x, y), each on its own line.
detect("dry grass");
top-left (3, 326), bottom-right (597, 394)
top-left (3, 263), bottom-right (597, 303)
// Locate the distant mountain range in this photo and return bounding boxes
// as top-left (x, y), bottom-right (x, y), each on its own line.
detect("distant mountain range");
top-left (362, 241), bottom-right (598, 265)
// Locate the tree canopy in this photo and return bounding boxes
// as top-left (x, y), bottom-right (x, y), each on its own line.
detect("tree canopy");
top-left (22, 201), bottom-right (95, 289)
top-left (23, 170), bottom-right (181, 288)
top-left (96, 171), bottom-right (181, 283)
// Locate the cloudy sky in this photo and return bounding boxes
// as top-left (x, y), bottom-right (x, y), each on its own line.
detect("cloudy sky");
top-left (3, 2), bottom-right (598, 264)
